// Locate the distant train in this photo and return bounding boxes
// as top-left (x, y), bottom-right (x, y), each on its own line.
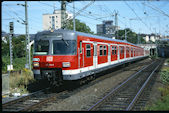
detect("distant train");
top-left (32, 29), bottom-right (149, 86)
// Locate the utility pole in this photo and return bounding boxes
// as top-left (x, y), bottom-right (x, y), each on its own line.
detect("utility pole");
top-left (137, 33), bottom-right (139, 44)
top-left (115, 10), bottom-right (118, 39)
top-left (8, 22), bottom-right (14, 71)
top-left (25, 1), bottom-right (31, 69)
top-left (125, 28), bottom-right (127, 41)
top-left (61, 1), bottom-right (66, 29)
top-left (137, 29), bottom-right (141, 44)
top-left (73, 1), bottom-right (76, 31)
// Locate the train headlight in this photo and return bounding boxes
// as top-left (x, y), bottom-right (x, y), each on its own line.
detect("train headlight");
top-left (62, 62), bottom-right (70, 67)
top-left (33, 58), bottom-right (40, 61)
top-left (33, 62), bottom-right (39, 67)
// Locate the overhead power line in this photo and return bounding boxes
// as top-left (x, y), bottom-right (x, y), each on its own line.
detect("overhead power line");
top-left (124, 1), bottom-right (153, 33)
top-left (71, 1), bottom-right (95, 18)
top-left (3, 4), bottom-right (25, 23)
top-left (142, 2), bottom-right (169, 18)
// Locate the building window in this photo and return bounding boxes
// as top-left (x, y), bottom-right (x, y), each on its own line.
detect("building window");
top-left (100, 45), bottom-right (103, 56)
top-left (104, 45), bottom-right (107, 56)
top-left (52, 16), bottom-right (55, 29)
top-left (86, 44), bottom-right (91, 57)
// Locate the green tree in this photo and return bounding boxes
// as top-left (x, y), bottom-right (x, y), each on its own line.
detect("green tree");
top-left (12, 35), bottom-right (26, 58)
top-left (2, 37), bottom-right (9, 57)
top-left (2, 35), bottom-right (26, 58)
top-left (115, 28), bottom-right (146, 44)
top-left (2, 35), bottom-right (27, 72)
top-left (67, 19), bottom-right (94, 34)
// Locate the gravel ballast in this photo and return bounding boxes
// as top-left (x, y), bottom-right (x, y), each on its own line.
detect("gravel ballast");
top-left (41, 58), bottom-right (153, 111)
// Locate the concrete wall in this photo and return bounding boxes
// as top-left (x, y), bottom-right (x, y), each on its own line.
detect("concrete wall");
top-left (2, 74), bottom-right (10, 95)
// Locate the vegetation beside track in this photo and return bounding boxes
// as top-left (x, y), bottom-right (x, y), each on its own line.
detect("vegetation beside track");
top-left (9, 69), bottom-right (35, 95)
top-left (145, 59), bottom-right (169, 110)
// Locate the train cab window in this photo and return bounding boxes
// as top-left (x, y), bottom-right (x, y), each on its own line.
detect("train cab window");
top-left (86, 44), bottom-right (91, 57)
top-left (53, 40), bottom-right (76, 55)
top-left (104, 45), bottom-right (107, 56)
top-left (100, 45), bottom-right (103, 56)
top-left (34, 40), bottom-right (49, 55)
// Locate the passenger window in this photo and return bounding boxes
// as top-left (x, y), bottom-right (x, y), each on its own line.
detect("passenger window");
top-left (112, 46), bottom-right (115, 55)
top-left (127, 47), bottom-right (129, 53)
top-left (86, 44), bottom-right (91, 57)
top-left (100, 45), bottom-right (103, 56)
top-left (80, 41), bottom-right (82, 53)
top-left (115, 46), bottom-right (117, 55)
top-left (104, 45), bottom-right (107, 56)
top-left (131, 48), bottom-right (133, 54)
top-left (120, 47), bottom-right (124, 54)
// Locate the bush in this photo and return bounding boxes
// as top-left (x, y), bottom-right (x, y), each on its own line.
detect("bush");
top-left (146, 95), bottom-right (169, 110)
top-left (2, 57), bottom-right (29, 73)
top-left (2, 56), bottom-right (10, 73)
top-left (160, 67), bottom-right (169, 85)
top-left (10, 69), bottom-right (34, 94)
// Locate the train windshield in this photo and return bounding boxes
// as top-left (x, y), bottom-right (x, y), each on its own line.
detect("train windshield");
top-left (34, 40), bottom-right (49, 55)
top-left (53, 40), bottom-right (76, 55)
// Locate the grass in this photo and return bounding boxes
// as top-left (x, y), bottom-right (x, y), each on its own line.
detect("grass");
top-left (10, 68), bottom-right (35, 95)
top-left (2, 56), bottom-right (35, 95)
top-left (145, 86), bottom-right (169, 111)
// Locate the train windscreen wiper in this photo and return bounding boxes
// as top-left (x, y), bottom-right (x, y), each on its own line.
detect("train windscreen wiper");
top-left (61, 38), bottom-right (69, 47)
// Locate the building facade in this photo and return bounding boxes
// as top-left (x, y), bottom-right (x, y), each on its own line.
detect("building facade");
top-left (96, 20), bottom-right (117, 38)
top-left (143, 34), bottom-right (163, 43)
top-left (43, 10), bottom-right (73, 30)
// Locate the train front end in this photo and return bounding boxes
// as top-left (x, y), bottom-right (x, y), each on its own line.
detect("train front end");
top-left (32, 30), bottom-right (77, 86)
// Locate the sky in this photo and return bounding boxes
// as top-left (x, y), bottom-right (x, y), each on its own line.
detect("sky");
top-left (2, 0), bottom-right (169, 36)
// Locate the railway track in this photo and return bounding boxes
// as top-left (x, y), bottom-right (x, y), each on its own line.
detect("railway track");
top-left (88, 59), bottom-right (163, 111)
top-left (2, 87), bottom-right (68, 111)
top-left (2, 58), bottom-right (155, 111)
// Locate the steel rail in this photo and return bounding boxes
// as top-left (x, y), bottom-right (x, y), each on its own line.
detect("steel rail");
top-left (126, 61), bottom-right (161, 110)
top-left (88, 60), bottom-right (156, 111)
top-left (18, 90), bottom-right (68, 111)
top-left (2, 87), bottom-right (50, 108)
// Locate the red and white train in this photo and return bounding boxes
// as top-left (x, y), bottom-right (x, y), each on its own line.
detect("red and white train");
top-left (33, 29), bottom-right (149, 86)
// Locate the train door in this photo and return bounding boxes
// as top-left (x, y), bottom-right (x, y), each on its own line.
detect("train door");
top-left (93, 42), bottom-right (97, 68)
top-left (79, 41), bottom-right (84, 68)
top-left (111, 45), bottom-right (118, 61)
top-left (80, 42), bottom-right (93, 68)
top-left (134, 48), bottom-right (136, 57)
top-left (108, 44), bottom-right (111, 64)
top-left (117, 45), bottom-right (120, 61)
top-left (120, 46), bottom-right (124, 59)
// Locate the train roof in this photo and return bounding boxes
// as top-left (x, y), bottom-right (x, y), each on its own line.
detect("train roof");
top-left (36, 29), bottom-right (141, 48)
